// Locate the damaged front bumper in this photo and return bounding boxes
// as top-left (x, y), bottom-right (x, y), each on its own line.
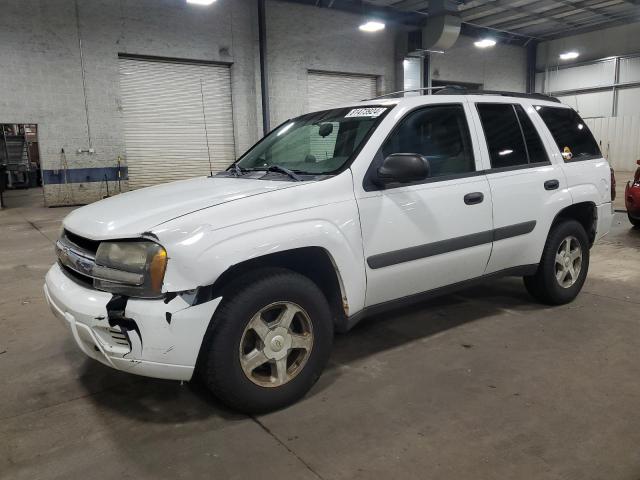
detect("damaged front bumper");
top-left (44, 263), bottom-right (221, 381)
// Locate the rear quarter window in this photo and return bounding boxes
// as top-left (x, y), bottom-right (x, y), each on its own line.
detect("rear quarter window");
top-left (535, 106), bottom-right (601, 161)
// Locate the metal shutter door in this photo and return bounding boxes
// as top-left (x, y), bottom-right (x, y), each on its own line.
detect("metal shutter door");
top-left (307, 71), bottom-right (377, 112)
top-left (119, 58), bottom-right (235, 189)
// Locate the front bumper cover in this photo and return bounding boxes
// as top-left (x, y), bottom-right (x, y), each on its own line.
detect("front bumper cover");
top-left (44, 263), bottom-right (221, 381)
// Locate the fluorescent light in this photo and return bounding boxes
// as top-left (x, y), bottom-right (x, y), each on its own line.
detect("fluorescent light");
top-left (187, 0), bottom-right (216, 5)
top-left (559, 51), bottom-right (579, 60)
top-left (359, 21), bottom-right (385, 32)
top-left (474, 38), bottom-right (496, 48)
top-left (498, 149), bottom-right (513, 156)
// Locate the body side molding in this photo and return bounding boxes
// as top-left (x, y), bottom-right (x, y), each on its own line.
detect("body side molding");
top-left (367, 221), bottom-right (536, 269)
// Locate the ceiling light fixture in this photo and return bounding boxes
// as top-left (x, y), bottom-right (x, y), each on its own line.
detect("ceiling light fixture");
top-left (474, 38), bottom-right (496, 48)
top-left (559, 51), bottom-right (579, 60)
top-left (359, 21), bottom-right (385, 32)
top-left (187, 0), bottom-right (216, 5)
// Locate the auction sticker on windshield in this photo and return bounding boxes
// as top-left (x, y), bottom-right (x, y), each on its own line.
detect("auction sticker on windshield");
top-left (345, 107), bottom-right (387, 118)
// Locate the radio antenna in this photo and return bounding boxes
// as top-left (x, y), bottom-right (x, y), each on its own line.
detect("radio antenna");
top-left (199, 79), bottom-right (214, 177)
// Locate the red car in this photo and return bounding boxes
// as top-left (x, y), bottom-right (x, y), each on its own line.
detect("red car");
top-left (626, 160), bottom-right (640, 227)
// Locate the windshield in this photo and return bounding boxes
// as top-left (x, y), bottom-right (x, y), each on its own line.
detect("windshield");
top-left (235, 106), bottom-right (389, 175)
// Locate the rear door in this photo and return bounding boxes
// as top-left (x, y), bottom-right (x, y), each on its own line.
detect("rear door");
top-left (469, 98), bottom-right (571, 274)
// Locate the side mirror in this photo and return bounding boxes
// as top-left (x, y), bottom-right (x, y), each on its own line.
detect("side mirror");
top-left (318, 123), bottom-right (334, 138)
top-left (376, 153), bottom-right (430, 185)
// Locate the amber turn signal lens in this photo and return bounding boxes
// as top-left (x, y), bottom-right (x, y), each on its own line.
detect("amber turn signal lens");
top-left (149, 248), bottom-right (168, 293)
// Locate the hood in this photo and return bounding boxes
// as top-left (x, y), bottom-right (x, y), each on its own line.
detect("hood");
top-left (63, 176), bottom-right (298, 240)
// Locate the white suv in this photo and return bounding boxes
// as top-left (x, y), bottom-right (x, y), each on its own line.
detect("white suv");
top-left (45, 91), bottom-right (614, 412)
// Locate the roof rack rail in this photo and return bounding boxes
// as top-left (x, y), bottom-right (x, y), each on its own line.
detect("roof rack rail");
top-left (364, 86), bottom-right (447, 101)
top-left (434, 86), bottom-right (561, 103)
top-left (364, 85), bottom-right (560, 103)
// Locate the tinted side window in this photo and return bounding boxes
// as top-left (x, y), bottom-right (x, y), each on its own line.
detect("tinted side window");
top-left (477, 103), bottom-right (528, 169)
top-left (515, 105), bottom-right (548, 164)
top-left (381, 104), bottom-right (475, 177)
top-left (535, 106), bottom-right (601, 160)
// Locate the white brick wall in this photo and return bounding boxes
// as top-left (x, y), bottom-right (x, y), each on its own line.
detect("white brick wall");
top-left (266, 2), bottom-right (399, 126)
top-left (0, 0), bottom-right (261, 206)
top-left (0, 0), bottom-right (528, 206)
top-left (431, 35), bottom-right (527, 92)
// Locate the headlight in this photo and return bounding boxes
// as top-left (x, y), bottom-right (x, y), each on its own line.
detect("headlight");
top-left (93, 241), bottom-right (167, 298)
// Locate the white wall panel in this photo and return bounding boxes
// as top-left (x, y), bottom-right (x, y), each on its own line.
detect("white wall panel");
top-left (616, 87), bottom-right (640, 117)
top-left (545, 60), bottom-right (615, 93)
top-left (585, 115), bottom-right (640, 171)
top-left (618, 56), bottom-right (640, 84)
top-left (557, 90), bottom-right (613, 118)
top-left (403, 57), bottom-right (422, 96)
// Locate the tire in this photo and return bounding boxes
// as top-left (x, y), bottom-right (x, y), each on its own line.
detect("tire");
top-left (523, 219), bottom-right (590, 305)
top-left (628, 213), bottom-right (640, 228)
top-left (199, 268), bottom-right (333, 413)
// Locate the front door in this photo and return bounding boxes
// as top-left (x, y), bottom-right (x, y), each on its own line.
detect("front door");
top-left (356, 102), bottom-right (494, 307)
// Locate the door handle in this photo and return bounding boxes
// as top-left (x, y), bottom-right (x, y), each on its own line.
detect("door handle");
top-left (544, 179), bottom-right (560, 191)
top-left (464, 192), bottom-right (484, 205)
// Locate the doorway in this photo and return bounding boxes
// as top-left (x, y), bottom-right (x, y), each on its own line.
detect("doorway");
top-left (0, 124), bottom-right (42, 208)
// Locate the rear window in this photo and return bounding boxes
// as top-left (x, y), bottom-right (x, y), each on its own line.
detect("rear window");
top-left (476, 103), bottom-right (528, 169)
top-left (535, 106), bottom-right (601, 161)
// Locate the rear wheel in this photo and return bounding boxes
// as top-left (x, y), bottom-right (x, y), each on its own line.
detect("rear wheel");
top-left (199, 268), bottom-right (333, 413)
top-left (628, 213), bottom-right (640, 227)
top-left (524, 219), bottom-right (590, 305)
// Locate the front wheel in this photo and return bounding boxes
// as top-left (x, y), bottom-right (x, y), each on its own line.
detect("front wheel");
top-left (628, 213), bottom-right (640, 228)
top-left (199, 268), bottom-right (333, 413)
top-left (524, 219), bottom-right (590, 305)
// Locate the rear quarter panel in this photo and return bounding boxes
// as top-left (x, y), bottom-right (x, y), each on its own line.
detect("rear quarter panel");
top-left (531, 103), bottom-right (613, 239)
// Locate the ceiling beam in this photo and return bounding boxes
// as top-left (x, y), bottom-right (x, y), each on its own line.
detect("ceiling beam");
top-left (530, 10), bottom-right (640, 38)
top-left (278, 0), bottom-right (425, 25)
top-left (460, 0), bottom-right (588, 31)
top-left (487, 3), bottom-right (622, 31)
top-left (550, 0), bottom-right (624, 23)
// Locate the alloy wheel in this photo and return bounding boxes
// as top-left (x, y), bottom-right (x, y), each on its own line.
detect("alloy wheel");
top-left (555, 235), bottom-right (583, 288)
top-left (239, 302), bottom-right (314, 387)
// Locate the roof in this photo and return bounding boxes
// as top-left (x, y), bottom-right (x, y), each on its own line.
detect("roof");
top-left (352, 91), bottom-right (568, 110)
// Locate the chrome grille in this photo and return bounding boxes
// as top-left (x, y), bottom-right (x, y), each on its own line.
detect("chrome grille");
top-left (55, 232), bottom-right (144, 287)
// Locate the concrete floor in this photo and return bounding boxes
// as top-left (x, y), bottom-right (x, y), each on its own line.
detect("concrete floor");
top-left (2, 187), bottom-right (640, 480)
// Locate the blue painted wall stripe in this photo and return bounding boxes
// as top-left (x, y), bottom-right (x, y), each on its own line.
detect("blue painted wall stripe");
top-left (42, 166), bottom-right (128, 185)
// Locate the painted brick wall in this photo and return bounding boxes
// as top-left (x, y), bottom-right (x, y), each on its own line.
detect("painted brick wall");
top-left (1, 0), bottom-right (528, 207)
top-left (430, 35), bottom-right (527, 92)
top-left (0, 0), bottom-right (260, 206)
top-left (266, 1), bottom-right (399, 126)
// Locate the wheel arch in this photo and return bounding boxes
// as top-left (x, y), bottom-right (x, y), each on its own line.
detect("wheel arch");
top-left (200, 246), bottom-right (349, 328)
top-left (552, 201), bottom-right (597, 246)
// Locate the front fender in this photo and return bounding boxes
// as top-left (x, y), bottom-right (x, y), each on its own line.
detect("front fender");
top-left (156, 199), bottom-right (367, 315)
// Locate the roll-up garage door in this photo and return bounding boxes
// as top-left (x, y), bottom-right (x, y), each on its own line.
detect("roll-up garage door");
top-left (307, 71), bottom-right (378, 112)
top-left (119, 57), bottom-right (235, 189)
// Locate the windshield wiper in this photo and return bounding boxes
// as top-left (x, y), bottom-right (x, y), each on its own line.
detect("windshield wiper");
top-left (267, 165), bottom-right (303, 181)
top-left (226, 163), bottom-right (248, 177)
top-left (246, 164), bottom-right (303, 181)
